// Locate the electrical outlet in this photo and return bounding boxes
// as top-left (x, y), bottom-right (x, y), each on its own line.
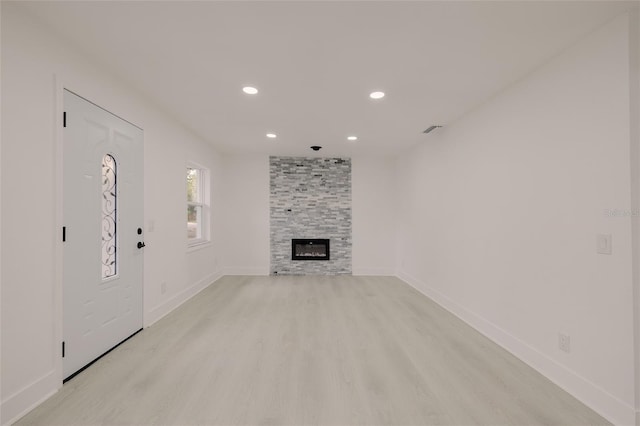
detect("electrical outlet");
top-left (558, 333), bottom-right (571, 353)
top-left (161, 282), bottom-right (167, 294)
top-left (597, 233), bottom-right (612, 255)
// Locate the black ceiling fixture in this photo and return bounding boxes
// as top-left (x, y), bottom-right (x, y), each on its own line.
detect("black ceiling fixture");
top-left (310, 145), bottom-right (322, 151)
top-left (423, 125), bottom-right (443, 134)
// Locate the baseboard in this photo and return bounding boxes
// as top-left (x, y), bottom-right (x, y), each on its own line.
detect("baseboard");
top-left (1, 370), bottom-right (59, 426)
top-left (145, 270), bottom-right (223, 327)
top-left (222, 267), bottom-right (269, 276)
top-left (352, 267), bottom-right (395, 276)
top-left (397, 270), bottom-right (636, 426)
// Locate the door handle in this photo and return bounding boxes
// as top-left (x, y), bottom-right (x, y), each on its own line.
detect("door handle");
top-left (137, 242), bottom-right (146, 249)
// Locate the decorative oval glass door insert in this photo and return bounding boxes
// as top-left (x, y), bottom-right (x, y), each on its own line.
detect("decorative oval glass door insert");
top-left (102, 154), bottom-right (117, 278)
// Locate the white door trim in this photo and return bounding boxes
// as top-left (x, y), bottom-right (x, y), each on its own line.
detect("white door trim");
top-left (53, 74), bottom-right (65, 389)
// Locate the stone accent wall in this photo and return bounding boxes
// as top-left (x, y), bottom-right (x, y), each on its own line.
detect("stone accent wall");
top-left (270, 156), bottom-right (352, 275)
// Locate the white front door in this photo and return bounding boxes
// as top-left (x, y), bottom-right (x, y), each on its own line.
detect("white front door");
top-left (63, 90), bottom-right (144, 380)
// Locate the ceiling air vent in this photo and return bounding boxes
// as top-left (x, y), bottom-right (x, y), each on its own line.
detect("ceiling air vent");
top-left (423, 125), bottom-right (442, 134)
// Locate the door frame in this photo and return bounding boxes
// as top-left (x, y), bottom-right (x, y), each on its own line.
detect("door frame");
top-left (53, 75), bottom-right (145, 388)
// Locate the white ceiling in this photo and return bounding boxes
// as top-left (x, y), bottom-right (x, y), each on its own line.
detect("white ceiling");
top-left (16, 1), bottom-right (636, 158)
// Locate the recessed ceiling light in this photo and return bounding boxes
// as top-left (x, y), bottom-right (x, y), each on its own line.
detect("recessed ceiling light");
top-left (347, 136), bottom-right (358, 141)
top-left (243, 86), bottom-right (258, 95)
top-left (369, 91), bottom-right (385, 99)
top-left (266, 133), bottom-right (277, 139)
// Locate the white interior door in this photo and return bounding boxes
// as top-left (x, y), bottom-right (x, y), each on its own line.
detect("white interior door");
top-left (63, 90), bottom-right (144, 380)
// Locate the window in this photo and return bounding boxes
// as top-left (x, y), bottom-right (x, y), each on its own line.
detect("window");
top-left (187, 165), bottom-right (209, 245)
top-left (102, 154), bottom-right (118, 278)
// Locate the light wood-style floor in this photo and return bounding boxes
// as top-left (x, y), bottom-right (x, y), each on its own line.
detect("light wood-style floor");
top-left (18, 275), bottom-right (608, 425)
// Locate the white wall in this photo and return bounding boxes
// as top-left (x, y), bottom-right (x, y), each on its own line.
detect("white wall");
top-left (630, 7), bottom-right (640, 425)
top-left (396, 13), bottom-right (637, 425)
top-left (0, 4), bottom-right (223, 424)
top-left (635, 8), bottom-right (640, 425)
top-left (0, 3), bottom-right (4, 423)
top-left (352, 156), bottom-right (396, 275)
top-left (219, 154), bottom-right (397, 276)
top-left (220, 155), bottom-right (270, 275)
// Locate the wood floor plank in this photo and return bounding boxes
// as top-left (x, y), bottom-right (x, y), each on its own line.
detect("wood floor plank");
top-left (16, 275), bottom-right (610, 425)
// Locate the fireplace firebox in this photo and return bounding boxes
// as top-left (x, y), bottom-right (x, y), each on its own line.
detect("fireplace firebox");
top-left (292, 239), bottom-right (330, 261)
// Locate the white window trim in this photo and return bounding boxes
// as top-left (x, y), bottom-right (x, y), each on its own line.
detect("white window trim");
top-left (187, 162), bottom-right (211, 247)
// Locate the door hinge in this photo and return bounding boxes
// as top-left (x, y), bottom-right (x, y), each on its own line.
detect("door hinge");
top-left (63, 111), bottom-right (67, 128)
top-left (62, 226), bottom-right (66, 242)
top-left (62, 341), bottom-right (65, 358)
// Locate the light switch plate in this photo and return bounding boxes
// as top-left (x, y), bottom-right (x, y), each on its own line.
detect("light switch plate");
top-left (597, 233), bottom-right (612, 255)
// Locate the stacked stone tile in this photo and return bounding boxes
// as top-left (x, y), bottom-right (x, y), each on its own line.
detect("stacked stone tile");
top-left (270, 156), bottom-right (352, 275)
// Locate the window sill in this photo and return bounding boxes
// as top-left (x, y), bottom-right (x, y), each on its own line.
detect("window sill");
top-left (187, 240), bottom-right (212, 253)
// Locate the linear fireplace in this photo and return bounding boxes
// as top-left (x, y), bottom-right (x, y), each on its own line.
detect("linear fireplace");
top-left (292, 239), bottom-right (330, 261)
